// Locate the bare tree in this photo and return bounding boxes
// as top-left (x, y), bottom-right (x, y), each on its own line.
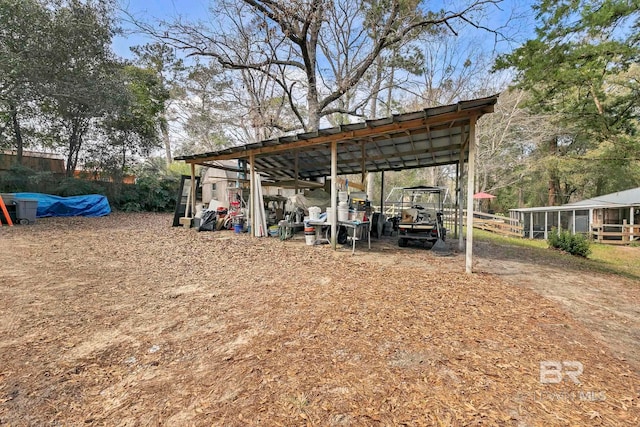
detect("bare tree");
top-left (475, 89), bottom-right (560, 198)
top-left (132, 0), bottom-right (508, 133)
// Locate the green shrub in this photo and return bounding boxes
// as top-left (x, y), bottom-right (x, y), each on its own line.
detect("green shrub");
top-left (56, 177), bottom-right (106, 196)
top-left (134, 175), bottom-right (178, 212)
top-left (548, 228), bottom-right (591, 257)
top-left (0, 164), bottom-right (61, 193)
top-left (1, 161), bottom-right (179, 213)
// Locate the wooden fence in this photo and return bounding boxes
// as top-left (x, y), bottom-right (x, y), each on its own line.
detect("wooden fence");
top-left (372, 204), bottom-right (524, 238)
top-left (591, 223), bottom-right (640, 245)
top-left (471, 211), bottom-right (524, 238)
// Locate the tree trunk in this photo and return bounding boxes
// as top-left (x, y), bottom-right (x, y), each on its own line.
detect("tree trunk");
top-left (386, 65), bottom-right (396, 114)
top-left (518, 187), bottom-right (524, 208)
top-left (365, 55), bottom-right (384, 202)
top-left (160, 117), bottom-right (172, 166)
top-left (307, 95), bottom-right (321, 132)
top-left (547, 136), bottom-right (559, 206)
top-left (121, 140), bottom-right (127, 183)
top-left (66, 126), bottom-right (79, 177)
top-left (65, 118), bottom-right (87, 177)
top-left (9, 103), bottom-right (24, 164)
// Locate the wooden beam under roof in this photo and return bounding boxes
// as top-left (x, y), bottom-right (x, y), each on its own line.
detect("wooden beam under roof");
top-left (182, 106), bottom-right (492, 164)
top-left (261, 179), bottom-right (325, 189)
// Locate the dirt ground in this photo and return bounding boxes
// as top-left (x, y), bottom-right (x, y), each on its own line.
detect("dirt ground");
top-left (1, 213), bottom-right (638, 426)
top-left (472, 241), bottom-right (640, 377)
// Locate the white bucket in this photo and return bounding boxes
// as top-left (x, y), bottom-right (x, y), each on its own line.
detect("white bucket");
top-left (338, 204), bottom-right (349, 222)
top-left (305, 233), bottom-right (316, 245)
top-left (338, 191), bottom-right (348, 202)
top-left (309, 206), bottom-right (321, 220)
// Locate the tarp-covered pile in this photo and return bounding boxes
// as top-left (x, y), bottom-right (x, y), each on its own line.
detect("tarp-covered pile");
top-left (15, 193), bottom-right (111, 217)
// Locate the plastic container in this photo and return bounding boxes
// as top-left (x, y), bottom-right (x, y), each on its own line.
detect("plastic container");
top-left (338, 201), bottom-right (349, 222)
top-left (14, 198), bottom-right (38, 225)
top-left (304, 233), bottom-right (316, 245)
top-left (268, 225), bottom-right (279, 237)
top-left (0, 193), bottom-right (16, 204)
top-left (1, 204), bottom-right (17, 225)
top-left (233, 223), bottom-right (243, 233)
top-left (338, 191), bottom-right (348, 202)
top-left (309, 206), bottom-right (321, 220)
top-left (1, 193), bottom-right (17, 224)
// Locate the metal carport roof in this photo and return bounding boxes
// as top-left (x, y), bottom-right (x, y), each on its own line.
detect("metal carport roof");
top-left (175, 95), bottom-right (498, 181)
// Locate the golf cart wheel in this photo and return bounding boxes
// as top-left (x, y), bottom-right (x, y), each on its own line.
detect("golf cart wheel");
top-left (398, 238), bottom-right (407, 247)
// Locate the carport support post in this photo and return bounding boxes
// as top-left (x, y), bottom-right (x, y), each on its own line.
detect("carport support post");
top-left (330, 141), bottom-right (337, 250)
top-left (294, 151), bottom-right (299, 194)
top-left (458, 145), bottom-right (466, 253)
top-left (454, 162), bottom-right (459, 239)
top-left (190, 163), bottom-right (196, 219)
top-left (465, 117), bottom-right (477, 274)
top-left (249, 154), bottom-right (255, 236)
top-left (380, 171), bottom-right (385, 216)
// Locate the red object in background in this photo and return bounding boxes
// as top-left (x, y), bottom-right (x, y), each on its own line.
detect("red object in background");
top-left (473, 192), bottom-right (496, 199)
top-left (0, 195), bottom-right (13, 226)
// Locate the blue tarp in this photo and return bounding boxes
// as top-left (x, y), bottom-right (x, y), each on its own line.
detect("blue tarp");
top-left (14, 193), bottom-right (111, 218)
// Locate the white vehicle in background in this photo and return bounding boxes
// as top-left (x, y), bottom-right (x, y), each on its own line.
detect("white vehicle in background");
top-left (395, 186), bottom-right (447, 248)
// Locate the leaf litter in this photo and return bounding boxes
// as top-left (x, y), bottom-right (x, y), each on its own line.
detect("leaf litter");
top-left (0, 213), bottom-right (638, 426)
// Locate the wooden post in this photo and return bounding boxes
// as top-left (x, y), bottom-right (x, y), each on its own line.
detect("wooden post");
top-left (454, 162), bottom-right (459, 239)
top-left (380, 171), bottom-right (385, 216)
top-left (544, 211), bottom-right (548, 240)
top-left (294, 151), bottom-right (299, 195)
top-left (530, 212), bottom-right (534, 239)
top-left (557, 211), bottom-right (561, 235)
top-left (360, 142), bottom-right (366, 186)
top-left (190, 163), bottom-right (196, 218)
top-left (331, 141), bottom-right (337, 250)
top-left (465, 117), bottom-right (477, 274)
top-left (458, 152), bottom-right (465, 252)
top-left (572, 210), bottom-right (576, 235)
top-left (630, 207), bottom-right (635, 241)
top-left (249, 154), bottom-right (255, 236)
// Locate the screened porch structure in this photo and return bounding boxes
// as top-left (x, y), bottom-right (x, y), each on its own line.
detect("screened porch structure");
top-left (510, 187), bottom-right (640, 243)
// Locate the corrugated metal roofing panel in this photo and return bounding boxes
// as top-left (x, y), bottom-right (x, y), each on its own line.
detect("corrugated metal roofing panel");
top-left (174, 95), bottom-right (497, 179)
top-left (513, 187), bottom-right (640, 212)
top-left (565, 187), bottom-right (640, 207)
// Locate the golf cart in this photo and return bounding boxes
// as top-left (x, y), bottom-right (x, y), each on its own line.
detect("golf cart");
top-left (396, 186), bottom-right (447, 248)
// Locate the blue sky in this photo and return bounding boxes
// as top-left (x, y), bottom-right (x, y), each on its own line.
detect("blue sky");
top-left (113, 0), bottom-right (537, 59)
top-left (113, 0), bottom-right (211, 58)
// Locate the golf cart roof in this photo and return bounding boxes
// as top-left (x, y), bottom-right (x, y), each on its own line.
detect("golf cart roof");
top-left (402, 185), bottom-right (446, 193)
